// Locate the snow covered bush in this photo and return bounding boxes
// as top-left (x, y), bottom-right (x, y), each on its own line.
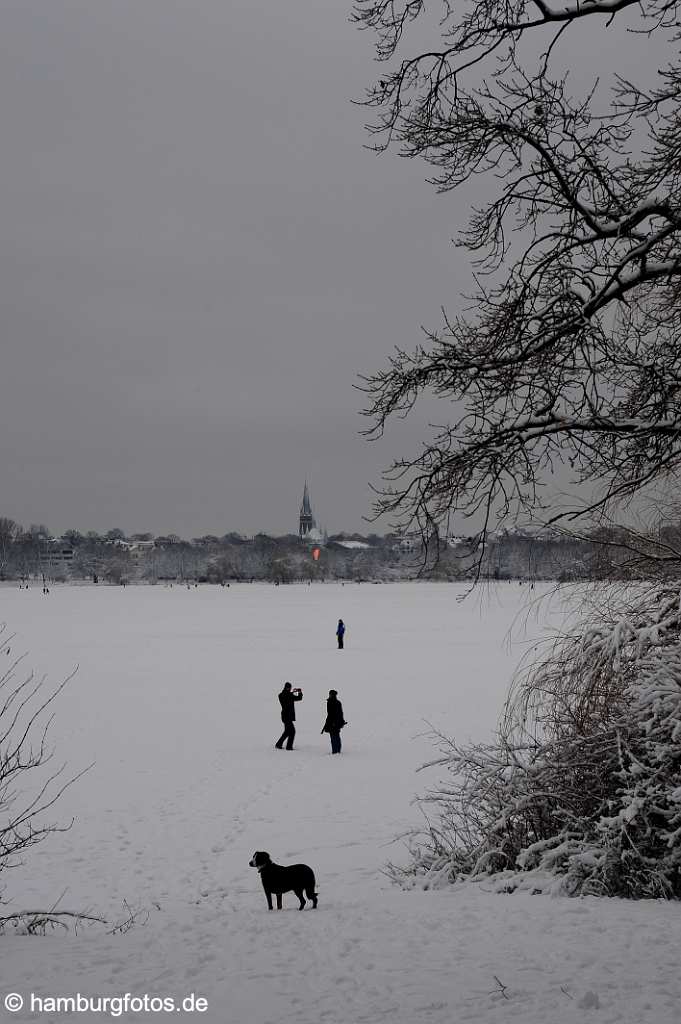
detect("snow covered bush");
top-left (392, 585), bottom-right (681, 898)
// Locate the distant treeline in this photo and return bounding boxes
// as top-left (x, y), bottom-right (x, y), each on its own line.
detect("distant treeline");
top-left (0, 517), bottom-right (675, 584)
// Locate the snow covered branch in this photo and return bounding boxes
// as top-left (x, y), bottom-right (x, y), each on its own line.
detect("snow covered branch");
top-left (353, 0), bottom-right (681, 555)
top-left (0, 625), bottom-right (87, 902)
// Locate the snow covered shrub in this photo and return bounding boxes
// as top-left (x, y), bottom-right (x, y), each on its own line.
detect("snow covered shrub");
top-left (392, 585), bottom-right (681, 898)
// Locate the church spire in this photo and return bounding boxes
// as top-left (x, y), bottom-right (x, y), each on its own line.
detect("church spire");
top-left (302, 481), bottom-right (312, 516)
top-left (299, 480), bottom-right (316, 538)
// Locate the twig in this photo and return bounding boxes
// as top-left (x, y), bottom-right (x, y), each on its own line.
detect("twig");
top-left (491, 975), bottom-right (509, 999)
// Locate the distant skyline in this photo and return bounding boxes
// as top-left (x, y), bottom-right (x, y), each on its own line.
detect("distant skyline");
top-left (7, 472), bottom-right (379, 541)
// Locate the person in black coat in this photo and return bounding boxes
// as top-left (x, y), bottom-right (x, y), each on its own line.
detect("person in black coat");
top-left (275, 681), bottom-right (303, 750)
top-left (336, 619), bottom-right (346, 649)
top-left (321, 689), bottom-right (346, 754)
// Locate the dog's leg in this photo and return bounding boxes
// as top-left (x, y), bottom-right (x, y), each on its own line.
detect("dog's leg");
top-left (265, 891), bottom-right (273, 911)
top-left (276, 893), bottom-right (283, 910)
top-left (295, 890), bottom-right (306, 910)
top-left (310, 891), bottom-right (318, 909)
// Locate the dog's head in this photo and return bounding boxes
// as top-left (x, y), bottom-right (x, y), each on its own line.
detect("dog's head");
top-left (249, 851), bottom-right (272, 870)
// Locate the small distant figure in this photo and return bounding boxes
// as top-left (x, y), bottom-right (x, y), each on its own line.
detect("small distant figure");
top-left (321, 689), bottom-right (346, 754)
top-left (275, 682), bottom-right (303, 751)
top-left (336, 619), bottom-right (346, 650)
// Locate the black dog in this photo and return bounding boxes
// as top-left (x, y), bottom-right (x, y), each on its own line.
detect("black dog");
top-left (249, 851), bottom-right (318, 910)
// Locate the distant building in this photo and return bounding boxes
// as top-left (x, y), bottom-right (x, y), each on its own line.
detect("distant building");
top-left (299, 481), bottom-right (316, 539)
top-left (298, 482), bottom-right (326, 544)
top-left (40, 540), bottom-right (75, 575)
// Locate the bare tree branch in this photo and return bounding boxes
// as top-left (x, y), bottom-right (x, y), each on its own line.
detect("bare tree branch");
top-left (353, 0), bottom-right (681, 566)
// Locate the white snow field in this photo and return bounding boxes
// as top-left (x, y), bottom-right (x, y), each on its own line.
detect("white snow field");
top-left (1, 581), bottom-right (681, 1024)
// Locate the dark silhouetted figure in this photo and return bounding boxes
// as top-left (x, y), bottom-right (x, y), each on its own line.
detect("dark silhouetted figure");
top-left (275, 682), bottom-right (303, 750)
top-left (321, 689), bottom-right (346, 754)
top-left (249, 850), bottom-right (318, 910)
top-left (336, 619), bottom-right (346, 649)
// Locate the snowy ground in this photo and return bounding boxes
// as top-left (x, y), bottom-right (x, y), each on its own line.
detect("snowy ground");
top-left (1, 581), bottom-right (680, 1024)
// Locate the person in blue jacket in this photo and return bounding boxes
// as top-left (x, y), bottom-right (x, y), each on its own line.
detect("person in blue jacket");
top-left (336, 619), bottom-right (346, 650)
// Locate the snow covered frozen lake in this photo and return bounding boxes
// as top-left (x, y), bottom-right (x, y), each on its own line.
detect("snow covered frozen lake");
top-left (1, 581), bottom-right (681, 1023)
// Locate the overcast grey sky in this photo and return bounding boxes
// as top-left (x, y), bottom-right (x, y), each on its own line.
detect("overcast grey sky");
top-left (0, 0), bottom-right (467, 538)
top-left (0, 1), bottom-right (646, 539)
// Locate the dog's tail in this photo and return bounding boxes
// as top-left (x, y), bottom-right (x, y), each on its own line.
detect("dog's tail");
top-left (303, 867), bottom-right (318, 906)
